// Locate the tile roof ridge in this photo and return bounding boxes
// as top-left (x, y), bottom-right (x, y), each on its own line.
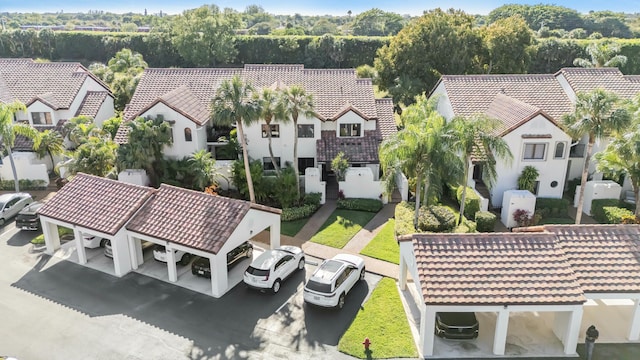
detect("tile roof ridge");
top-left (74, 172), bottom-right (157, 193)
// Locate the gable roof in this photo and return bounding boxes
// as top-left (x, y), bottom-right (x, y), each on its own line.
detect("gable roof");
top-left (375, 98), bottom-right (397, 139)
top-left (403, 232), bottom-right (585, 306)
top-left (556, 67), bottom-right (640, 100)
top-left (0, 58), bottom-right (110, 109)
top-left (543, 224), bottom-right (640, 293)
top-left (37, 173), bottom-right (155, 236)
top-left (75, 91), bottom-right (111, 118)
top-left (317, 130), bottom-right (382, 163)
top-left (436, 74), bottom-right (574, 122)
top-left (126, 184), bottom-right (281, 254)
top-left (486, 93), bottom-right (558, 136)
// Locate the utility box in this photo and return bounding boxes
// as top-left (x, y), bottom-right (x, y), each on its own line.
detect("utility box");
top-left (574, 180), bottom-right (622, 215)
top-left (501, 190), bottom-right (537, 229)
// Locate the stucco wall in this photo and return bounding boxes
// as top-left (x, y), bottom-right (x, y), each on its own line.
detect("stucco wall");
top-left (0, 152), bottom-right (49, 185)
top-left (139, 103), bottom-right (206, 159)
top-left (339, 167), bottom-right (385, 202)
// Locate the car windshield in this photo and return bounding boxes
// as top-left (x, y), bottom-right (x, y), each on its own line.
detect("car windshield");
top-left (0, 202), bottom-right (4, 209)
top-left (246, 266), bottom-right (269, 277)
top-left (305, 280), bottom-right (332, 293)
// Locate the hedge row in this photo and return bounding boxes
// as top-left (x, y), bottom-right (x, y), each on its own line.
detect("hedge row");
top-left (535, 197), bottom-right (570, 218)
top-left (394, 201), bottom-right (416, 237)
top-left (603, 206), bottom-right (635, 224)
top-left (337, 198), bottom-right (383, 213)
top-left (475, 211), bottom-right (497, 232)
top-left (281, 192), bottom-right (323, 221)
top-left (591, 199), bottom-right (633, 223)
top-left (417, 205), bottom-right (456, 232)
top-left (0, 179), bottom-right (48, 190)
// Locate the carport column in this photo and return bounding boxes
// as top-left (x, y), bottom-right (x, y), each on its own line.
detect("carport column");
top-left (42, 220), bottom-right (60, 255)
top-left (420, 305), bottom-right (436, 357)
top-left (74, 229), bottom-right (87, 264)
top-left (270, 222), bottom-right (280, 249)
top-left (493, 308), bottom-right (510, 355)
top-left (399, 253), bottom-right (407, 291)
top-left (210, 255), bottom-right (227, 298)
top-left (128, 235), bottom-right (143, 269)
top-left (563, 306), bottom-right (583, 355)
top-left (167, 248), bottom-right (178, 282)
top-left (628, 299), bottom-right (640, 340)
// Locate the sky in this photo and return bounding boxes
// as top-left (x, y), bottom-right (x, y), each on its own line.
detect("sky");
top-left (1, 0), bottom-right (638, 16)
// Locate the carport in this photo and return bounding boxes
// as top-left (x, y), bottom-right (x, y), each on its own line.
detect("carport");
top-left (398, 232), bottom-right (586, 358)
top-left (125, 184), bottom-right (281, 298)
top-left (38, 173), bottom-right (155, 277)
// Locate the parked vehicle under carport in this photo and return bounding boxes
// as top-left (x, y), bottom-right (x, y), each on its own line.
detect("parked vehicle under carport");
top-left (435, 312), bottom-right (479, 339)
top-left (192, 241), bottom-right (253, 278)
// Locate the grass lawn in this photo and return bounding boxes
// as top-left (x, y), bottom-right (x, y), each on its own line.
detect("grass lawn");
top-left (310, 209), bottom-right (376, 249)
top-left (281, 218), bottom-right (309, 237)
top-left (360, 219), bottom-right (399, 264)
top-left (338, 278), bottom-right (418, 359)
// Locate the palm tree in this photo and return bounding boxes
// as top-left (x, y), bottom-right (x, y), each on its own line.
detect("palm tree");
top-left (573, 41), bottom-right (627, 68)
top-left (563, 88), bottom-right (631, 224)
top-left (211, 76), bottom-right (260, 203)
top-left (0, 101), bottom-right (41, 192)
top-left (189, 149), bottom-right (217, 191)
top-left (65, 115), bottom-right (103, 148)
top-left (67, 137), bottom-right (118, 177)
top-left (258, 88), bottom-right (285, 175)
top-left (380, 96), bottom-right (463, 228)
top-left (449, 114), bottom-right (513, 224)
top-left (279, 85), bottom-right (315, 200)
top-left (34, 129), bottom-right (65, 172)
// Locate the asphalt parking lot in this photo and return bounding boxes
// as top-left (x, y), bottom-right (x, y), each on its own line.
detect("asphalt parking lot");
top-left (0, 221), bottom-right (381, 360)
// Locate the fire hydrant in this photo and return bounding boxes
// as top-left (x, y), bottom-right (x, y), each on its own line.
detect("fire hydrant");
top-left (362, 337), bottom-right (371, 351)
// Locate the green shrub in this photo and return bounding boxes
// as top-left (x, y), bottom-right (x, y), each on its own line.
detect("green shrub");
top-left (603, 206), bottom-right (634, 224)
top-left (535, 198), bottom-right (570, 218)
top-left (303, 192), bottom-right (322, 207)
top-left (455, 220), bottom-right (477, 233)
top-left (272, 166), bottom-right (298, 208)
top-left (475, 211), bottom-right (497, 232)
top-left (417, 205), bottom-right (456, 232)
top-left (394, 201), bottom-right (416, 236)
top-left (456, 186), bottom-right (480, 220)
top-left (0, 179), bottom-right (48, 190)
top-left (281, 204), bottom-right (319, 221)
top-left (591, 199), bottom-right (623, 223)
top-left (337, 198), bottom-right (383, 212)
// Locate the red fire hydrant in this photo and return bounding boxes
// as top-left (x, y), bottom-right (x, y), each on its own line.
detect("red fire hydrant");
top-left (362, 337), bottom-right (371, 351)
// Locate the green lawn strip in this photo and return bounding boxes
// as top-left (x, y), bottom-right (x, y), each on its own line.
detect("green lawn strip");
top-left (359, 219), bottom-right (399, 264)
top-left (338, 278), bottom-right (418, 359)
top-left (310, 209), bottom-right (376, 249)
top-left (281, 218), bottom-right (309, 237)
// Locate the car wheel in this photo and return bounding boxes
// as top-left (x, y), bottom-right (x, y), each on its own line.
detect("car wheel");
top-left (359, 267), bottom-right (366, 281)
top-left (272, 279), bottom-right (281, 294)
top-left (246, 248), bottom-right (253, 258)
top-left (100, 239), bottom-right (108, 248)
top-left (180, 254), bottom-right (191, 265)
top-left (297, 257), bottom-right (305, 270)
top-left (337, 293), bottom-right (345, 309)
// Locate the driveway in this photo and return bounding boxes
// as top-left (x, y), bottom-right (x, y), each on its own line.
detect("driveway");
top-left (0, 222), bottom-right (381, 360)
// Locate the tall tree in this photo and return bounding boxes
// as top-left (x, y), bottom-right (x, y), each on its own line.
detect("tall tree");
top-left (480, 15), bottom-right (534, 74)
top-left (171, 5), bottom-right (240, 67)
top-left (380, 96), bottom-right (462, 227)
top-left (34, 129), bottom-right (65, 172)
top-left (562, 89), bottom-right (631, 224)
top-left (64, 115), bottom-right (103, 148)
top-left (257, 88), bottom-right (285, 175)
top-left (448, 115), bottom-right (513, 223)
top-left (0, 101), bottom-right (41, 192)
top-left (67, 137), bottom-right (118, 177)
top-left (188, 149), bottom-right (218, 191)
top-left (352, 8), bottom-right (404, 36)
top-left (573, 41), bottom-right (627, 68)
top-left (279, 85), bottom-right (314, 200)
top-left (89, 49), bottom-right (148, 111)
top-left (211, 76), bottom-right (260, 203)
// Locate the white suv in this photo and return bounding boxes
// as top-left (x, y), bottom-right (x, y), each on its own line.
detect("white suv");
top-left (243, 246), bottom-right (305, 293)
top-left (303, 254), bottom-right (365, 309)
top-left (153, 245), bottom-right (193, 265)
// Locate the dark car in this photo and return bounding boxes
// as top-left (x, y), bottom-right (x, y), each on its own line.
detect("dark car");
top-left (16, 201), bottom-right (44, 231)
top-left (435, 312), bottom-right (479, 339)
top-left (192, 241), bottom-right (253, 278)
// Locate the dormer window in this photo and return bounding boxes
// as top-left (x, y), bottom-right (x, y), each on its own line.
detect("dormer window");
top-left (339, 123), bottom-right (361, 137)
top-left (31, 112), bottom-right (52, 125)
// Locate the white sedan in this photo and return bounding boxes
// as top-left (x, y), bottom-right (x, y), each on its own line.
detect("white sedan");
top-left (243, 245), bottom-right (305, 293)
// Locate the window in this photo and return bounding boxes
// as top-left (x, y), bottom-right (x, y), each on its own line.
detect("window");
top-left (523, 143), bottom-right (546, 160)
top-left (298, 158), bottom-right (314, 174)
top-left (554, 142), bottom-right (566, 159)
top-left (339, 123), bottom-right (361, 137)
top-left (31, 112), bottom-right (52, 125)
top-left (298, 124), bottom-right (314, 138)
top-left (263, 157), bottom-right (280, 171)
top-left (262, 124), bottom-right (280, 138)
top-left (184, 128), bottom-right (192, 142)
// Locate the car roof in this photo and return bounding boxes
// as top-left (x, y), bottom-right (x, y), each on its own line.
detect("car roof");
top-left (250, 249), bottom-right (288, 269)
top-left (0, 192), bottom-right (29, 201)
top-left (20, 201), bottom-right (43, 213)
top-left (309, 259), bottom-right (346, 284)
top-left (437, 312), bottom-right (478, 325)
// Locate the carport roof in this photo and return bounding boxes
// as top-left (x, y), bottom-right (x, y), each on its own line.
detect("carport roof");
top-left (126, 184), bottom-right (281, 254)
top-left (37, 173), bottom-right (155, 235)
top-left (543, 224), bottom-right (640, 293)
top-left (403, 232), bottom-right (586, 306)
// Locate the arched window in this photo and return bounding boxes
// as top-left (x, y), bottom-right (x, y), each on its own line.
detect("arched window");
top-left (184, 128), bottom-right (192, 142)
top-left (554, 142), bottom-right (565, 159)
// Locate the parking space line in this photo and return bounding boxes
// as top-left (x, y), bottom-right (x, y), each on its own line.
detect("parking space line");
top-left (1, 226), bottom-right (19, 238)
top-left (275, 287), bottom-right (302, 313)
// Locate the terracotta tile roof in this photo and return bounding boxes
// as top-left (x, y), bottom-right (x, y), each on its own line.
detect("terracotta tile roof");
top-left (405, 232), bottom-right (586, 306)
top-left (485, 93), bottom-right (559, 136)
top-left (375, 98), bottom-right (397, 139)
top-left (75, 91), bottom-right (110, 118)
top-left (126, 184), bottom-right (280, 254)
top-left (316, 130), bottom-right (382, 163)
top-left (159, 85), bottom-right (210, 125)
top-left (13, 120), bottom-right (66, 151)
top-left (0, 58), bottom-right (110, 109)
top-left (625, 75), bottom-right (640, 84)
top-left (543, 224), bottom-right (640, 293)
top-left (437, 74), bottom-right (574, 121)
top-left (557, 67), bottom-right (640, 100)
top-left (37, 173), bottom-right (155, 235)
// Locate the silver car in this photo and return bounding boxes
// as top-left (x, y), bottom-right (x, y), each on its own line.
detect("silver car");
top-left (0, 193), bottom-right (33, 226)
